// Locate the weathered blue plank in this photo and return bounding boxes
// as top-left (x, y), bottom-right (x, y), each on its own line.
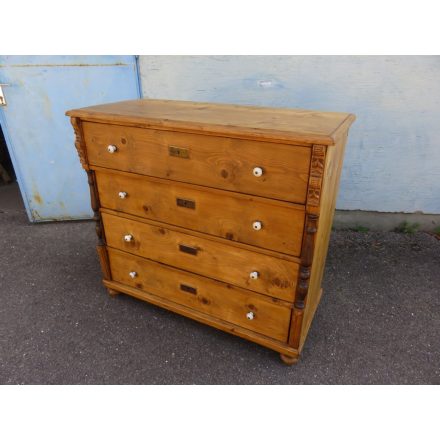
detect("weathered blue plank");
top-left (0, 55), bottom-right (136, 66)
top-left (0, 55), bottom-right (140, 221)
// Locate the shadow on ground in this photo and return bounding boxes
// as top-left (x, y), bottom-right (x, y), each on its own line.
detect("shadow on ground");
top-left (1, 183), bottom-right (439, 384)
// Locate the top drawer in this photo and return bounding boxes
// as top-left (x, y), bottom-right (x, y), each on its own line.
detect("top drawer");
top-left (82, 122), bottom-right (311, 203)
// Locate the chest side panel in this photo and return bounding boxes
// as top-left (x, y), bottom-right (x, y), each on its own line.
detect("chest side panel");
top-left (299, 131), bottom-right (349, 350)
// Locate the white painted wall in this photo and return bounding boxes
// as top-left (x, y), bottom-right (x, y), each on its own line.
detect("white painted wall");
top-left (139, 56), bottom-right (440, 214)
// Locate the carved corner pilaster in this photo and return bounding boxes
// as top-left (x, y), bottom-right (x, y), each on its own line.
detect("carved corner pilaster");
top-left (294, 214), bottom-right (318, 310)
top-left (294, 144), bottom-right (326, 309)
top-left (70, 117), bottom-right (89, 172)
top-left (87, 170), bottom-right (105, 246)
top-left (70, 116), bottom-right (110, 280)
top-left (288, 213), bottom-right (319, 349)
top-left (307, 145), bottom-right (326, 208)
top-left (288, 144), bottom-right (327, 349)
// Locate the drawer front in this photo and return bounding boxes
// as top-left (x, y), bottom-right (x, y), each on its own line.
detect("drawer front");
top-left (83, 122), bottom-right (311, 203)
top-left (108, 248), bottom-right (291, 342)
top-left (102, 212), bottom-right (298, 302)
top-left (95, 169), bottom-right (304, 256)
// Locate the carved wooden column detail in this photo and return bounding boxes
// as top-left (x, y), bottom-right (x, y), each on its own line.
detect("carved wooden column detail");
top-left (294, 214), bottom-right (319, 310)
top-left (70, 117), bottom-right (112, 281)
top-left (71, 117), bottom-right (89, 172)
top-left (288, 214), bottom-right (319, 348)
top-left (288, 144), bottom-right (326, 349)
top-left (307, 144), bottom-right (326, 208)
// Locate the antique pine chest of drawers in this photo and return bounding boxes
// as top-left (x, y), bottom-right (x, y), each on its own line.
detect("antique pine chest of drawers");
top-left (66, 99), bottom-right (355, 364)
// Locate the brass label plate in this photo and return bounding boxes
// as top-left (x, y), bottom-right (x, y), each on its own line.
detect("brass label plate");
top-left (180, 284), bottom-right (197, 295)
top-left (168, 145), bottom-right (190, 159)
top-left (176, 197), bottom-right (196, 209)
top-left (179, 244), bottom-right (198, 256)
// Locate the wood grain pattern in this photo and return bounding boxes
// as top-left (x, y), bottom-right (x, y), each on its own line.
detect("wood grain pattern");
top-left (94, 167), bottom-right (305, 256)
top-left (101, 207), bottom-right (300, 264)
top-left (67, 98), bottom-right (355, 146)
top-left (103, 279), bottom-right (299, 357)
top-left (101, 211), bottom-right (299, 301)
top-left (83, 121), bottom-right (311, 204)
top-left (108, 248), bottom-right (292, 342)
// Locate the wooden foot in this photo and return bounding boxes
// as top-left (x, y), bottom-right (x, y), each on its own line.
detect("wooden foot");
top-left (107, 288), bottom-right (120, 297)
top-left (280, 353), bottom-right (299, 365)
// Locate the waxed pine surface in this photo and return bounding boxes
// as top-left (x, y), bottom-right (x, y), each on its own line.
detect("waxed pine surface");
top-left (1, 183), bottom-right (439, 384)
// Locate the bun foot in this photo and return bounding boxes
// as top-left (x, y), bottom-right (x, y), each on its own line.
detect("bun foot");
top-left (280, 353), bottom-right (299, 365)
top-left (107, 288), bottom-right (120, 297)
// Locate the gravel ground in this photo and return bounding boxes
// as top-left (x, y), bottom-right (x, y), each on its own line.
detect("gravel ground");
top-left (1, 183), bottom-right (439, 384)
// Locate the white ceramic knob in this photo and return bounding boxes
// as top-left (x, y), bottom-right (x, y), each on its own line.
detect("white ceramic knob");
top-left (107, 144), bottom-right (117, 153)
top-left (118, 191), bottom-right (127, 199)
top-left (246, 311), bottom-right (255, 320)
top-left (249, 271), bottom-right (259, 280)
top-left (129, 271), bottom-right (137, 279)
top-left (252, 221), bottom-right (262, 231)
top-left (253, 167), bottom-right (263, 177)
top-left (124, 234), bottom-right (133, 242)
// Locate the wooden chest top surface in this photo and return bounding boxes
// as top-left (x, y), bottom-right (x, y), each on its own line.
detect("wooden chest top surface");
top-left (67, 98), bottom-right (355, 146)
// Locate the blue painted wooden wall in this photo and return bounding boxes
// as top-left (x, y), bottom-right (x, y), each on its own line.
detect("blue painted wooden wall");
top-left (0, 55), bottom-right (140, 221)
top-left (139, 56), bottom-right (440, 214)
